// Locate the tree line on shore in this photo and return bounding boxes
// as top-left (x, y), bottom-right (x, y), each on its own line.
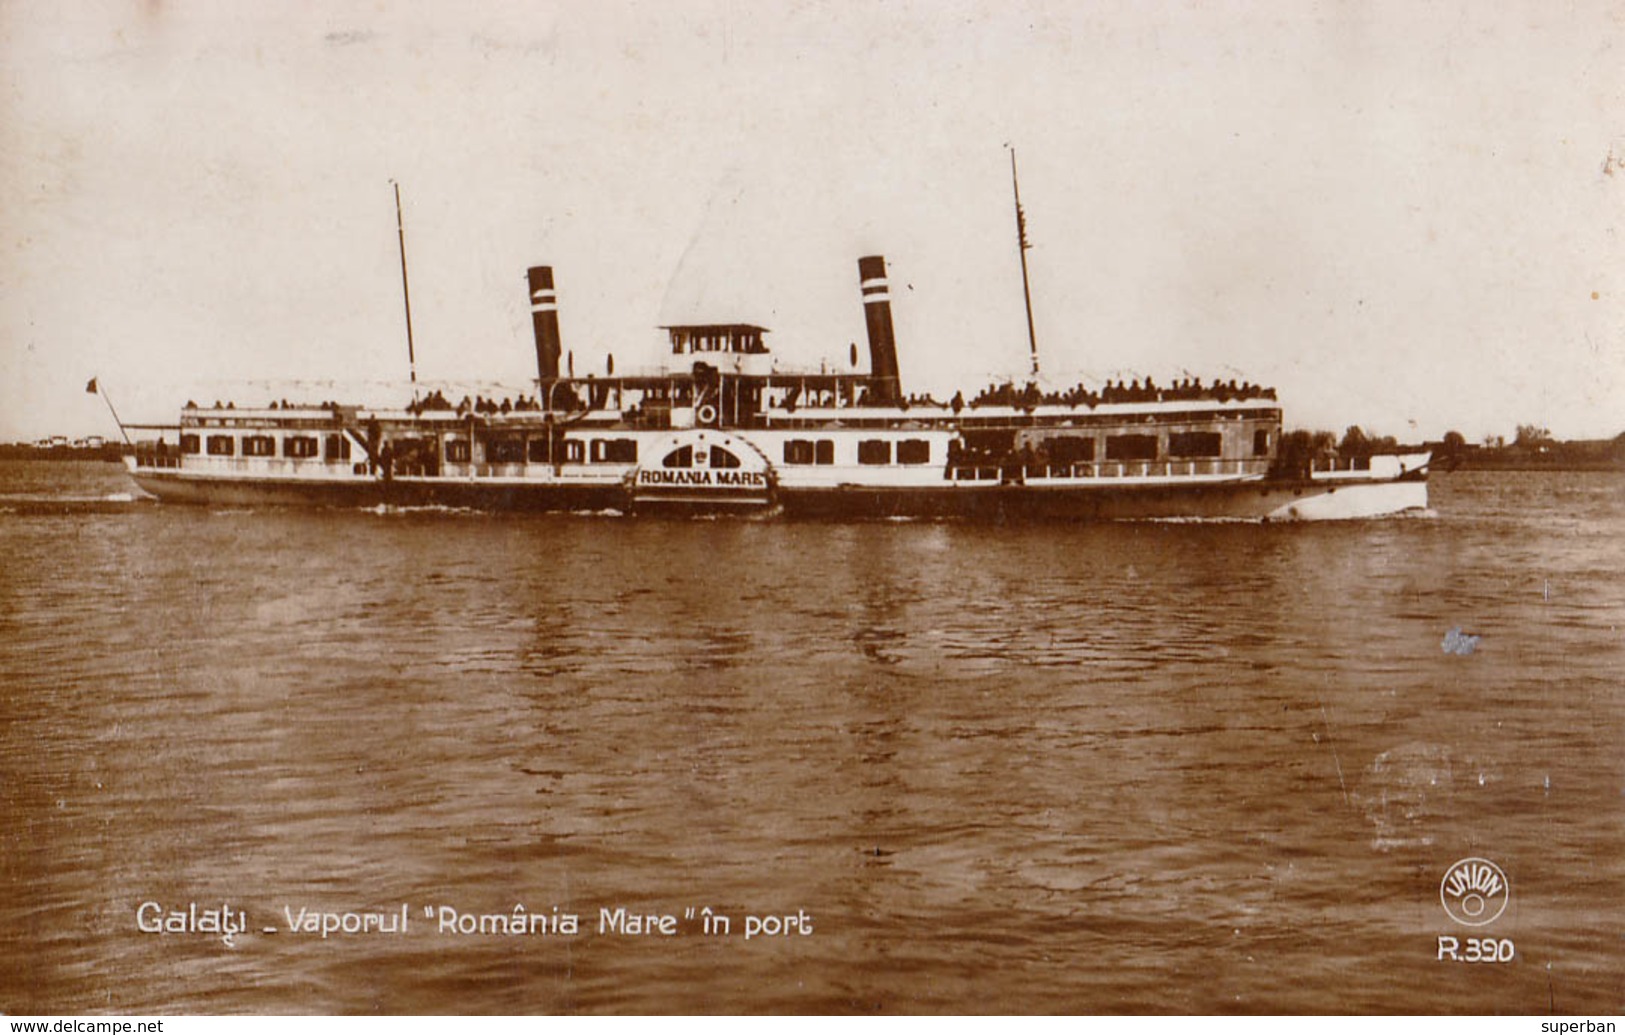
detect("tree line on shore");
top-left (1279, 424), bottom-right (1625, 471)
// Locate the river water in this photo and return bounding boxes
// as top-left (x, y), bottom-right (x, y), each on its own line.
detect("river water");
top-left (0, 462), bottom-right (1619, 1014)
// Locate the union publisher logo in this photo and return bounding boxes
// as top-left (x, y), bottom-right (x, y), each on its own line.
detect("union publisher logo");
top-left (1440, 857), bottom-right (1509, 926)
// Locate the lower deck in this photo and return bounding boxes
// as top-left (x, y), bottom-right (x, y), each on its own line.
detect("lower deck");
top-left (128, 404), bottom-right (1428, 520)
top-left (129, 454), bottom-right (1430, 522)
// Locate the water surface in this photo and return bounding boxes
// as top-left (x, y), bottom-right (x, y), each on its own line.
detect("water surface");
top-left (0, 463), bottom-right (1619, 1013)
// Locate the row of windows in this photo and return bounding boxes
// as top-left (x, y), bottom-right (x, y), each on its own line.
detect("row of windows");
top-left (467, 437), bottom-right (639, 465)
top-left (185, 434), bottom-right (350, 461)
top-left (178, 430), bottom-right (1265, 466)
top-left (783, 439), bottom-right (835, 465)
top-left (182, 431), bottom-right (646, 466)
top-left (862, 439), bottom-right (932, 465)
top-left (451, 439), bottom-right (730, 468)
top-left (782, 434), bottom-right (1243, 466)
top-left (783, 438), bottom-right (933, 466)
top-left (592, 439), bottom-right (638, 463)
top-left (1044, 430), bottom-right (1260, 462)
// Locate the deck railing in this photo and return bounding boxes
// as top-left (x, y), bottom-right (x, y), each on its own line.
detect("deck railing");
top-left (947, 458), bottom-right (1270, 483)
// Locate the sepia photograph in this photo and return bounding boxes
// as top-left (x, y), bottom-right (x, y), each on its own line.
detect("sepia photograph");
top-left (1, 0), bottom-right (1621, 1016)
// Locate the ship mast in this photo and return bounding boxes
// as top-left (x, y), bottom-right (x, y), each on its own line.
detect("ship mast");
top-left (392, 180), bottom-right (418, 388)
top-left (1009, 149), bottom-right (1040, 379)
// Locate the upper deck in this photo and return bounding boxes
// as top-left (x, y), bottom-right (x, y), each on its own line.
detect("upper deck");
top-left (143, 253), bottom-right (1286, 479)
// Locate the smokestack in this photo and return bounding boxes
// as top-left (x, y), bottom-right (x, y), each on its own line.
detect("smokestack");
top-left (858, 255), bottom-right (901, 403)
top-left (527, 266), bottom-right (562, 380)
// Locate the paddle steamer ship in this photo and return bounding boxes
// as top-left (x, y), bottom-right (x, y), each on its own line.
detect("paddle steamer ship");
top-left (126, 246), bottom-right (1428, 520)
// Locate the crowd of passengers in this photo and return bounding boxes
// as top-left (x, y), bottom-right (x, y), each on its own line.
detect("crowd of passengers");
top-left (185, 399), bottom-right (348, 410)
top-left (185, 393), bottom-right (550, 415)
top-left (188, 375), bottom-right (1274, 418)
top-left (967, 377), bottom-right (1275, 409)
top-left (403, 390), bottom-right (546, 415)
top-left (856, 377), bottom-right (1275, 411)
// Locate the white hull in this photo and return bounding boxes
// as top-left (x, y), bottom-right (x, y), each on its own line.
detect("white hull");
top-left (130, 448), bottom-right (1430, 521)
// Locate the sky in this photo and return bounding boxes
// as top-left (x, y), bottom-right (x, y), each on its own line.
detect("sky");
top-left (2, 0), bottom-right (1622, 444)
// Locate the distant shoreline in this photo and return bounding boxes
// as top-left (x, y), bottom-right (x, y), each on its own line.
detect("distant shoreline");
top-left (1444, 437), bottom-right (1624, 473)
top-left (0, 444), bottom-right (128, 463)
top-left (1448, 457), bottom-right (1622, 473)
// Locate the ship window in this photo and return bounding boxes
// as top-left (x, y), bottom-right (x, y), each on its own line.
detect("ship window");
top-left (709, 446), bottom-right (741, 469)
top-left (445, 439), bottom-right (471, 463)
top-left (815, 440), bottom-right (835, 465)
top-left (180, 434), bottom-right (201, 455)
top-left (592, 438), bottom-right (637, 463)
top-left (528, 437), bottom-right (550, 463)
top-left (284, 436), bottom-right (319, 459)
top-left (784, 439), bottom-right (814, 465)
top-left (562, 439), bottom-right (584, 463)
top-left (1169, 431), bottom-right (1222, 458)
top-left (1105, 434), bottom-right (1158, 461)
top-left (1253, 429), bottom-right (1271, 456)
top-left (663, 445), bottom-right (693, 468)
top-left (206, 435), bottom-right (235, 456)
top-left (486, 436), bottom-right (526, 463)
top-left (324, 434), bottom-right (351, 462)
top-left (858, 439), bottom-right (892, 465)
top-left (896, 439), bottom-right (931, 465)
top-left (1047, 436), bottom-right (1095, 463)
top-left (242, 435), bottom-right (276, 457)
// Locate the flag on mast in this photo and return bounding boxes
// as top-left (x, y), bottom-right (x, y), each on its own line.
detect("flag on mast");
top-left (86, 376), bottom-right (132, 445)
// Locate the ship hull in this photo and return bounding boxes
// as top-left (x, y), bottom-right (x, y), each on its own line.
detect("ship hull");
top-left (778, 477), bottom-right (1427, 521)
top-left (131, 468), bottom-right (1426, 521)
top-left (129, 472), bottom-right (384, 509)
top-left (127, 472), bottom-right (627, 512)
